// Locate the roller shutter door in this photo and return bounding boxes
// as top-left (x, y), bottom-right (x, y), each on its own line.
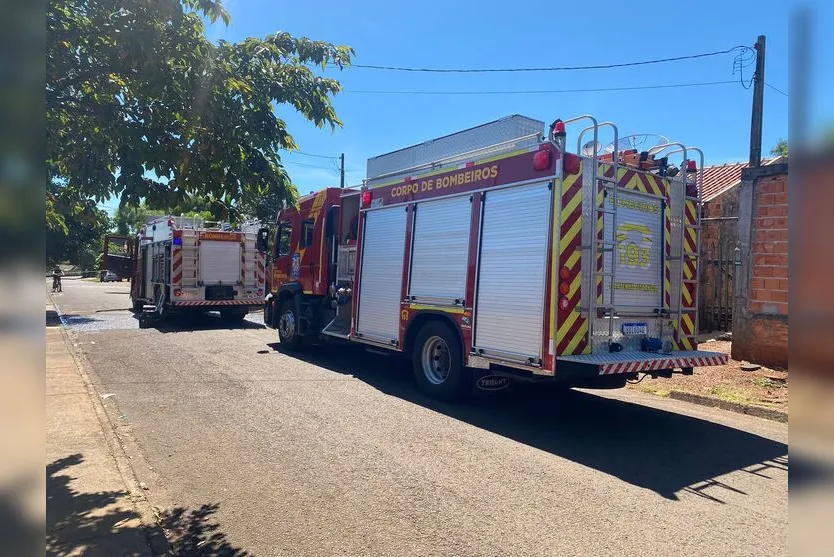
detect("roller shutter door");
top-left (200, 240), bottom-right (241, 285)
top-left (474, 182), bottom-right (551, 360)
top-left (356, 206), bottom-right (408, 342)
top-left (408, 195), bottom-right (471, 304)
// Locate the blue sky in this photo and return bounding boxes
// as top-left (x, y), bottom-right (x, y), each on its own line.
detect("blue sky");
top-left (103, 0), bottom-right (831, 212)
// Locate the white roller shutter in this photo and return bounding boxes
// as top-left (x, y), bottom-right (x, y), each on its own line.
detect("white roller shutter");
top-left (474, 182), bottom-right (551, 360)
top-left (409, 195), bottom-right (471, 303)
top-left (200, 240), bottom-right (240, 285)
top-left (357, 206), bottom-right (408, 342)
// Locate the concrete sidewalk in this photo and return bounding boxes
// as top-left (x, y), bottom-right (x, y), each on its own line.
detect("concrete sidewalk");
top-left (46, 304), bottom-right (167, 556)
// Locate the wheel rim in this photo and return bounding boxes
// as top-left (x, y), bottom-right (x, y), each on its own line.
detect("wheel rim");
top-left (421, 336), bottom-right (451, 385)
top-left (279, 310), bottom-right (295, 340)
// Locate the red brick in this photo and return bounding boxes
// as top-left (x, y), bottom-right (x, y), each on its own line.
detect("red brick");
top-left (772, 290), bottom-right (789, 303)
top-left (767, 241), bottom-right (787, 254)
top-left (750, 301), bottom-right (763, 313)
top-left (771, 266), bottom-right (788, 279)
top-left (778, 279), bottom-right (789, 290)
top-left (765, 278), bottom-right (781, 290)
top-left (755, 266), bottom-right (774, 277)
top-left (751, 278), bottom-right (765, 289)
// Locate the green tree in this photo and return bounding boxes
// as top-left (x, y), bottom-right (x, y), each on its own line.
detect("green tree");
top-left (47, 0), bottom-right (352, 228)
top-left (45, 186), bottom-right (111, 269)
top-left (770, 139), bottom-right (788, 158)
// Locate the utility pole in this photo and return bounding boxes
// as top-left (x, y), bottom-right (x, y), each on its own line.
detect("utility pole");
top-left (339, 153), bottom-right (345, 188)
top-left (749, 35), bottom-right (766, 167)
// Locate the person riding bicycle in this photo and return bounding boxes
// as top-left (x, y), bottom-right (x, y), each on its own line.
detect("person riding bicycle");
top-left (52, 266), bottom-right (63, 292)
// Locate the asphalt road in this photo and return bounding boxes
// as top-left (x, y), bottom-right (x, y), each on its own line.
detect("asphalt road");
top-left (52, 279), bottom-right (788, 556)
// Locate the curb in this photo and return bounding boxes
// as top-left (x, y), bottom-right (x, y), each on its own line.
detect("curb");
top-left (667, 390), bottom-right (788, 423)
top-left (47, 293), bottom-right (174, 555)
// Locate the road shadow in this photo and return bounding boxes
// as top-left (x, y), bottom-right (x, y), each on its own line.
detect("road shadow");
top-left (268, 342), bottom-right (788, 501)
top-left (46, 309), bottom-right (61, 327)
top-left (60, 314), bottom-right (102, 326)
top-left (44, 454), bottom-right (248, 556)
top-left (137, 311), bottom-right (266, 333)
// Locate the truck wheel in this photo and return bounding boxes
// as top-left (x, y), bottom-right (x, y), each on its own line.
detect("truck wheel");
top-left (277, 299), bottom-right (302, 350)
top-left (412, 321), bottom-right (465, 401)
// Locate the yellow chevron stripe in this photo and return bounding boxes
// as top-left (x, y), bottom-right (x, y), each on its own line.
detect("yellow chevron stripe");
top-left (682, 284), bottom-right (693, 305)
top-left (564, 320), bottom-right (589, 355)
top-left (683, 262), bottom-right (694, 280)
top-left (683, 313), bottom-right (695, 334)
top-left (632, 173), bottom-right (647, 193)
top-left (568, 273), bottom-right (582, 299)
top-left (561, 188), bottom-right (582, 221)
top-left (559, 217), bottom-right (582, 254)
top-left (565, 249), bottom-right (581, 270)
top-left (557, 309), bottom-right (579, 338)
top-left (562, 167), bottom-right (582, 189)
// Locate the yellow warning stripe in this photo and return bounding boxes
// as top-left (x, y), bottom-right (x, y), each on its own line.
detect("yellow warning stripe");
top-left (408, 304), bottom-right (465, 315)
top-left (565, 320), bottom-right (589, 355)
top-left (556, 309), bottom-right (579, 341)
top-left (682, 285), bottom-right (693, 305)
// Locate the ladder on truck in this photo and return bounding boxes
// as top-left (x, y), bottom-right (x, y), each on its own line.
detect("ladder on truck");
top-left (665, 146), bottom-right (704, 347)
top-left (242, 231), bottom-right (258, 288)
top-left (178, 228), bottom-right (200, 288)
top-left (558, 116), bottom-right (622, 348)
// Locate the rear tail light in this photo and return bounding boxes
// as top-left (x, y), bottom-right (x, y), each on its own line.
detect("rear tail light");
top-left (533, 148), bottom-right (552, 171)
top-left (361, 190), bottom-right (372, 207)
top-left (564, 153), bottom-right (581, 175)
top-left (559, 282), bottom-right (570, 295)
top-left (173, 288), bottom-right (182, 297)
top-left (559, 297), bottom-right (570, 311)
top-left (559, 266), bottom-right (570, 280)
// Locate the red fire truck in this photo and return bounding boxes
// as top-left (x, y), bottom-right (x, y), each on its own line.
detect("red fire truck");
top-left (264, 115), bottom-right (727, 399)
top-left (124, 216), bottom-right (268, 322)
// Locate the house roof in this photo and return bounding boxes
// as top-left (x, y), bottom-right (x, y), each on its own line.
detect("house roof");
top-left (701, 157), bottom-right (783, 202)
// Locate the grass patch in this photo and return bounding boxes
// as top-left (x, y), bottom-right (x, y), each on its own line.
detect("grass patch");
top-left (709, 385), bottom-right (752, 404)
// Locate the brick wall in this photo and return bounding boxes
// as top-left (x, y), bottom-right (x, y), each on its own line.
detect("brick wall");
top-left (732, 165), bottom-right (789, 369)
top-left (749, 175), bottom-right (789, 317)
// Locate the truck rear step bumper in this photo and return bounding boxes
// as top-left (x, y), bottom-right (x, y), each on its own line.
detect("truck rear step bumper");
top-left (170, 300), bottom-right (259, 307)
top-left (557, 350), bottom-right (728, 375)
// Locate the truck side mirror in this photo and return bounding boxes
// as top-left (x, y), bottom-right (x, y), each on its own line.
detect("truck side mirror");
top-left (256, 227), bottom-right (269, 253)
top-left (325, 206), bottom-right (340, 238)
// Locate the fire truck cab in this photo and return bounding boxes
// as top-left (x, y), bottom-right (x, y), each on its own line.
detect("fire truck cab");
top-left (265, 115), bottom-right (728, 400)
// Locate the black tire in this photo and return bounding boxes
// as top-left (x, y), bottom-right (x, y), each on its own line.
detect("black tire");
top-left (220, 310), bottom-right (247, 323)
top-left (411, 321), bottom-right (466, 401)
top-left (277, 299), bottom-right (302, 350)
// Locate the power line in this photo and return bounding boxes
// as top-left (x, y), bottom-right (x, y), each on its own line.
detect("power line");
top-left (353, 46), bottom-right (751, 73)
top-left (765, 82), bottom-right (788, 97)
top-left (292, 150), bottom-right (338, 160)
top-left (283, 161), bottom-right (338, 171)
top-left (343, 80), bottom-right (737, 96)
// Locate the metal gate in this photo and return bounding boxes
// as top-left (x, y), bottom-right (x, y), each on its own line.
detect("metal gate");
top-left (700, 241), bottom-right (735, 332)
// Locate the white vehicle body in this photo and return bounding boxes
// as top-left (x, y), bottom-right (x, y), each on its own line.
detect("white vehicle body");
top-left (132, 216), bottom-right (266, 315)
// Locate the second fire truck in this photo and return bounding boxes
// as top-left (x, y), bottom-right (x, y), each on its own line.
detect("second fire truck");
top-left (264, 115), bottom-right (728, 399)
top-left (124, 216), bottom-right (268, 322)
